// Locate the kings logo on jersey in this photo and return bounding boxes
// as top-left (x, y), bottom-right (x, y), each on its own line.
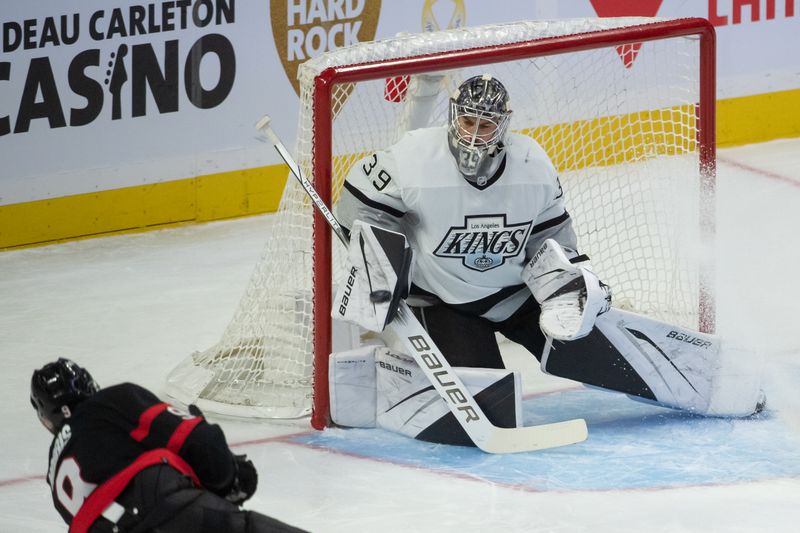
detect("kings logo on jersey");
top-left (434, 215), bottom-right (533, 272)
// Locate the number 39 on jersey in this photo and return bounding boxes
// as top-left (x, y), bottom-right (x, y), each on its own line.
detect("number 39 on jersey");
top-left (362, 153), bottom-right (392, 191)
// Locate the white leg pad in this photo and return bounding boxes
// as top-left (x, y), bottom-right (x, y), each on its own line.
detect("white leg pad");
top-left (329, 345), bottom-right (379, 428)
top-left (375, 349), bottom-right (522, 444)
top-left (704, 343), bottom-right (765, 417)
top-left (541, 308), bottom-right (764, 417)
top-left (329, 345), bottom-right (524, 445)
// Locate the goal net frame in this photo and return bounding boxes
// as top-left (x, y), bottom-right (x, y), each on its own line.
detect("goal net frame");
top-left (307, 18), bottom-right (716, 429)
top-left (164, 17), bottom-right (716, 430)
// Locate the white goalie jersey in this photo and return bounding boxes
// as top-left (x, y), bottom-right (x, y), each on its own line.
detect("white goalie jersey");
top-left (336, 126), bottom-right (578, 322)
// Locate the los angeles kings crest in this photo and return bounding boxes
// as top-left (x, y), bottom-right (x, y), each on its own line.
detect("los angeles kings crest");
top-left (433, 214), bottom-right (533, 272)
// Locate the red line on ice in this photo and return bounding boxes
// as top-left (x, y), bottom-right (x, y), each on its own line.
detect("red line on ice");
top-left (718, 155), bottom-right (800, 188)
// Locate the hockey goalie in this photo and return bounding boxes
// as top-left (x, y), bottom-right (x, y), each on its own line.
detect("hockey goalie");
top-left (327, 74), bottom-right (765, 447)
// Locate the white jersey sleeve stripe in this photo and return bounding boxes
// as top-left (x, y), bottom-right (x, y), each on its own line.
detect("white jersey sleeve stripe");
top-left (342, 181), bottom-right (406, 219)
top-left (531, 210), bottom-right (571, 235)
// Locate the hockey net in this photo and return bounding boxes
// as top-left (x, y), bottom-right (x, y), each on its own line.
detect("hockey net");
top-left (165, 17), bottom-right (716, 426)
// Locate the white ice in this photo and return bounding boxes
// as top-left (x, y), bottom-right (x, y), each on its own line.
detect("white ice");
top-left (1, 139), bottom-right (799, 532)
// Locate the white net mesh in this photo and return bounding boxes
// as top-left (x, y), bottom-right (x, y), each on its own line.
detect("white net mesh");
top-left (165, 18), bottom-right (711, 420)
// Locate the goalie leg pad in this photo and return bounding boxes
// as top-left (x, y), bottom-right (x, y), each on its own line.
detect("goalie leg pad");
top-left (329, 345), bottom-right (524, 442)
top-left (540, 308), bottom-right (764, 417)
top-left (375, 349), bottom-right (522, 446)
top-left (328, 345), bottom-right (379, 428)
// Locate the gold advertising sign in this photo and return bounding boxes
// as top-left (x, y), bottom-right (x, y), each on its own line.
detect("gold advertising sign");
top-left (271, 0), bottom-right (382, 96)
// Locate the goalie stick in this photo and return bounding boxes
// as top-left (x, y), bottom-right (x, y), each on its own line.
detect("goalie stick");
top-left (256, 115), bottom-right (588, 453)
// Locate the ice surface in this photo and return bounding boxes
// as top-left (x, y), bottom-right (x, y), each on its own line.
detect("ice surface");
top-left (1, 139), bottom-right (799, 532)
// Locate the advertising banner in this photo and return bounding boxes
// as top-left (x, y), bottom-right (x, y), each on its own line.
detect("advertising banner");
top-left (1, 0), bottom-right (798, 243)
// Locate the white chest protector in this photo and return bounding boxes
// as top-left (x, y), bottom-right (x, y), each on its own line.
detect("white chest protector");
top-left (337, 127), bottom-right (575, 320)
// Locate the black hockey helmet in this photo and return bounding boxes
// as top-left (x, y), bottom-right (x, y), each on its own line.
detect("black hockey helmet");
top-left (447, 74), bottom-right (512, 182)
top-left (31, 358), bottom-right (99, 434)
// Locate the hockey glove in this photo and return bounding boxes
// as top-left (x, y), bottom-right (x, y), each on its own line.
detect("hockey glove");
top-left (225, 454), bottom-right (258, 506)
top-left (332, 221), bottom-right (413, 332)
top-left (522, 239), bottom-right (611, 341)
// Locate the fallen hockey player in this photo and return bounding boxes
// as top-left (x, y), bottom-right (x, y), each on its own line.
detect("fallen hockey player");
top-left (30, 358), bottom-right (307, 532)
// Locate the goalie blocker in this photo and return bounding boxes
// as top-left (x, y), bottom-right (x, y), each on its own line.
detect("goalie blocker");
top-left (333, 221), bottom-right (412, 332)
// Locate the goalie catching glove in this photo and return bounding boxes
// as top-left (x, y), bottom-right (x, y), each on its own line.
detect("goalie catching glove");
top-left (332, 220), bottom-right (413, 332)
top-left (522, 239), bottom-right (611, 341)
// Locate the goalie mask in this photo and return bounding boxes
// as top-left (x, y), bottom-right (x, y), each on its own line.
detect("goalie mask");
top-left (447, 74), bottom-right (512, 185)
top-left (31, 358), bottom-right (99, 434)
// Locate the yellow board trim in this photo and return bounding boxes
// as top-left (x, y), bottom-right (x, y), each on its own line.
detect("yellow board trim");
top-left (718, 87), bottom-right (800, 147)
top-left (1, 89), bottom-right (799, 250)
top-left (1, 165), bottom-right (288, 249)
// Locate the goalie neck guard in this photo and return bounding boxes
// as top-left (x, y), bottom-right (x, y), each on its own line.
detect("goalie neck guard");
top-left (447, 74), bottom-right (512, 185)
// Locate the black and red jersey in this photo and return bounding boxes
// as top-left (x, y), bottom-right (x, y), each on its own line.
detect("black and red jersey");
top-left (45, 383), bottom-right (236, 529)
